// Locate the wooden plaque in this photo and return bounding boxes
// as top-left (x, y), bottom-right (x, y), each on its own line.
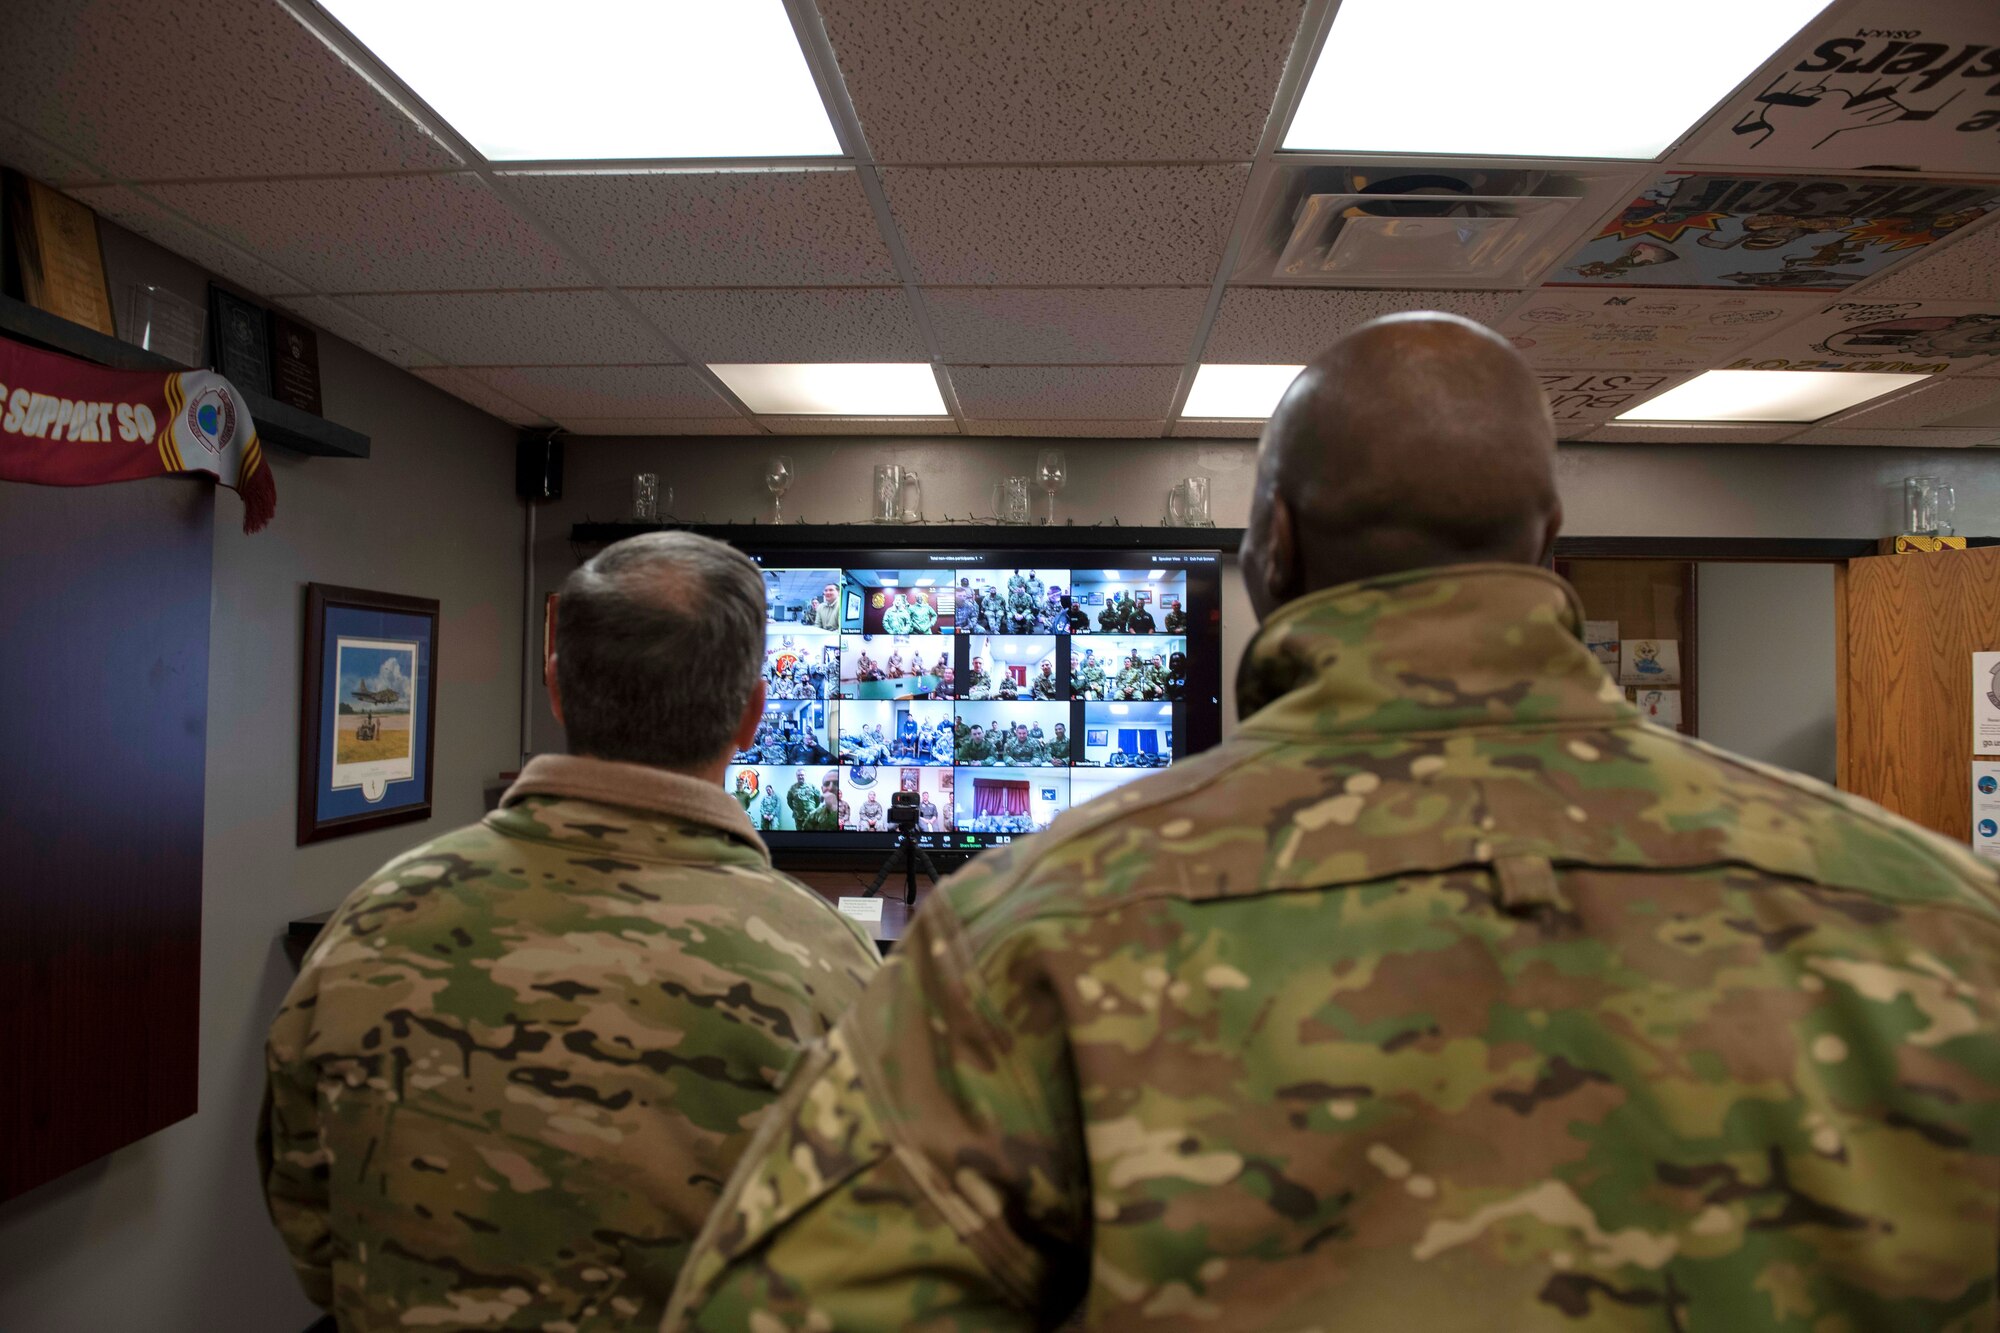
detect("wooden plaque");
top-left (268, 312), bottom-right (323, 416)
top-left (11, 177), bottom-right (115, 335)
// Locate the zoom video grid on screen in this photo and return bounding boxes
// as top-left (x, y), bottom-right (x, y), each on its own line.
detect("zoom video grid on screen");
top-left (728, 548), bottom-right (1224, 853)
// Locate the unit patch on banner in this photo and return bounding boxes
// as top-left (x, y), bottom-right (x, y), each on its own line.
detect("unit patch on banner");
top-left (1552, 173), bottom-right (1999, 292)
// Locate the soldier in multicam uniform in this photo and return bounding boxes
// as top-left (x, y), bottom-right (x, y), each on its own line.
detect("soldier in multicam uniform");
top-left (1163, 600), bottom-right (1187, 634)
top-left (1030, 660), bottom-right (1060, 700)
top-left (261, 533), bottom-right (878, 1333)
top-left (668, 315), bottom-right (2000, 1332)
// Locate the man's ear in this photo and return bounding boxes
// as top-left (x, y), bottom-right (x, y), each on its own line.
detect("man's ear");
top-left (732, 680), bottom-right (768, 753)
top-left (1536, 498), bottom-right (1565, 569)
top-left (1251, 493), bottom-right (1301, 617)
top-left (544, 595), bottom-right (564, 728)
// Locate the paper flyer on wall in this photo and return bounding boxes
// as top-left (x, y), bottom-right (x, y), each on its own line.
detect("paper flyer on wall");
top-left (1634, 687), bottom-right (1682, 728)
top-left (1583, 620), bottom-right (1620, 671)
top-left (1620, 639), bottom-right (1681, 686)
top-left (1976, 654), bottom-right (2000, 756)
top-left (1973, 763), bottom-right (2000, 860)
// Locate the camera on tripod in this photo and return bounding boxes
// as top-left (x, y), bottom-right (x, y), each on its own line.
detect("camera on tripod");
top-left (867, 789), bottom-right (938, 905)
top-left (887, 789), bottom-right (921, 829)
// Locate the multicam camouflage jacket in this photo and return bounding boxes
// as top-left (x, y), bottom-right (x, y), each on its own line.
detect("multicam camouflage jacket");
top-left (260, 754), bottom-right (878, 1332)
top-left (667, 564), bottom-right (2000, 1332)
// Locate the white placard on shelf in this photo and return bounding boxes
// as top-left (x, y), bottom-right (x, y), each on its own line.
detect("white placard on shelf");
top-left (836, 895), bottom-right (884, 924)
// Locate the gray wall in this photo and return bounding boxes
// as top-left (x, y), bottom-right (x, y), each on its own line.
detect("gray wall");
top-left (529, 434), bottom-right (1998, 754)
top-left (1696, 563), bottom-right (1839, 784)
top-left (0, 230), bottom-right (525, 1333)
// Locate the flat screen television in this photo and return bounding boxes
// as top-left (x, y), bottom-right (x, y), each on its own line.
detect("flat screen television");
top-left (728, 544), bottom-right (1225, 854)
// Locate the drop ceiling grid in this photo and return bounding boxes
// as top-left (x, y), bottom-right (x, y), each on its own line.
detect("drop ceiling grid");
top-left (6, 0), bottom-right (1998, 443)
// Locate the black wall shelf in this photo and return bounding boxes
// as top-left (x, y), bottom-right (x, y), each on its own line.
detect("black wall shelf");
top-left (570, 521), bottom-right (1247, 551)
top-left (0, 294), bottom-right (369, 459)
top-left (569, 525), bottom-right (1993, 562)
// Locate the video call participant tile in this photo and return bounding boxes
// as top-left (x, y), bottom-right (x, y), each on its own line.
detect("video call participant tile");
top-left (1079, 702), bottom-right (1175, 770)
top-left (961, 635), bottom-right (1060, 700)
top-left (837, 633), bottom-right (952, 699)
top-left (953, 568), bottom-right (1074, 636)
top-left (1072, 635), bottom-right (1185, 701)
top-left (762, 568), bottom-right (845, 633)
top-left (761, 633), bottom-right (840, 701)
top-left (844, 570), bottom-right (951, 634)
top-left (1072, 569), bottom-right (1187, 635)
top-left (838, 699), bottom-right (954, 767)
top-left (955, 701), bottom-right (1070, 767)
top-left (733, 698), bottom-right (835, 765)
top-left (726, 764), bottom-right (843, 834)
top-left (955, 767), bottom-right (1069, 837)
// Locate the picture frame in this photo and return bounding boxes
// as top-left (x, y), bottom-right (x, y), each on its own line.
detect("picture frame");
top-left (298, 583), bottom-right (440, 845)
top-left (209, 283), bottom-right (273, 398)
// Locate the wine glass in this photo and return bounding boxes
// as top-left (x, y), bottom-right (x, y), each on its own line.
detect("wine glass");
top-left (764, 455), bottom-right (794, 522)
top-left (1036, 449), bottom-right (1067, 526)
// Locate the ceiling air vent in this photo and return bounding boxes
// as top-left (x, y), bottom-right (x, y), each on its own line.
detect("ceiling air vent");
top-left (1237, 165), bottom-right (1645, 290)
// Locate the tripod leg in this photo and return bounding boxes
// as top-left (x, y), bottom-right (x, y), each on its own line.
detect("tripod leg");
top-left (861, 854), bottom-right (897, 898)
top-left (914, 847), bottom-right (943, 886)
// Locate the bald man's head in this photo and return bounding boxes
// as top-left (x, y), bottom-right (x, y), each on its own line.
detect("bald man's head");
top-left (1239, 312), bottom-right (1560, 620)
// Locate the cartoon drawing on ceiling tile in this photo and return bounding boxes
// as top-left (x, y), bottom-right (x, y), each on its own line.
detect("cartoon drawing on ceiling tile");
top-left (1723, 300), bottom-right (2000, 374)
top-left (1536, 371), bottom-right (1685, 422)
top-left (1553, 174), bottom-right (2000, 292)
top-left (1499, 290), bottom-right (1819, 369)
top-left (1681, 0), bottom-right (2000, 175)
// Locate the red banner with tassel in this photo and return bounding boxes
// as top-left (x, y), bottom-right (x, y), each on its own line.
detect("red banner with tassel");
top-left (0, 335), bottom-right (275, 532)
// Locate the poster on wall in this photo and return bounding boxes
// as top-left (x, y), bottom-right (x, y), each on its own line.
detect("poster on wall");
top-left (1680, 0), bottom-right (2000, 176)
top-left (1551, 173), bottom-right (1999, 292)
top-left (1633, 687), bottom-right (1684, 728)
top-left (1538, 372), bottom-right (1686, 424)
top-left (1621, 639), bottom-right (1682, 686)
top-left (1500, 290), bottom-right (1820, 369)
top-left (1726, 299), bottom-right (2000, 374)
top-left (1976, 653), bottom-right (2000, 756)
top-left (1583, 620), bottom-right (1621, 671)
top-left (298, 583), bottom-right (440, 844)
top-left (1974, 762), bottom-right (2000, 859)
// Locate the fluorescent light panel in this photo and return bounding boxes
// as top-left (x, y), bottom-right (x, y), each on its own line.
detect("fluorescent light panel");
top-left (710, 363), bottom-right (948, 416)
top-left (319, 0), bottom-right (841, 160)
top-left (1284, 0), bottom-right (1831, 159)
top-left (1183, 364), bottom-right (1304, 420)
top-left (1618, 370), bottom-right (1928, 423)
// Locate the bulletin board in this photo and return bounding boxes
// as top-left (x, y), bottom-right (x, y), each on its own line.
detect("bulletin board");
top-left (1556, 558), bottom-right (1699, 736)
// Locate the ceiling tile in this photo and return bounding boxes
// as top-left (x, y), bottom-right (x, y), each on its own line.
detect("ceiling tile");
top-left (819, 0), bottom-right (1306, 162)
top-left (277, 295), bottom-right (441, 369)
top-left (1581, 424), bottom-right (1802, 444)
top-left (760, 417), bottom-right (957, 435)
top-left (929, 288), bottom-right (1209, 364)
top-left (412, 368), bottom-right (550, 425)
top-left (0, 115), bottom-right (103, 186)
top-left (949, 365), bottom-right (1180, 419)
top-left (1827, 377), bottom-right (2000, 429)
top-left (1540, 371), bottom-right (1692, 426)
top-left (1783, 427), bottom-right (1998, 448)
top-left (883, 166), bottom-right (1248, 284)
top-left (1496, 289), bottom-right (1821, 370)
top-left (1855, 213), bottom-right (2000, 303)
top-left (1203, 288), bottom-right (1519, 362)
top-left (501, 169), bottom-right (899, 286)
top-left (467, 367), bottom-right (735, 421)
top-left (563, 418), bottom-right (760, 436)
top-left (72, 185), bottom-right (310, 297)
top-left (626, 288), bottom-right (924, 362)
top-left (342, 291), bottom-right (672, 366)
top-left (0, 0), bottom-right (458, 181)
top-left (959, 420), bottom-right (1165, 437)
top-left (1676, 0), bottom-right (2000, 177)
top-left (141, 175), bottom-right (586, 294)
top-left (1171, 420), bottom-right (1263, 438)
top-left (1728, 299), bottom-right (2000, 376)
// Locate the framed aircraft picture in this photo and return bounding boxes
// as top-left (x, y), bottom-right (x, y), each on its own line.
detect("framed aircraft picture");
top-left (297, 583), bottom-right (440, 845)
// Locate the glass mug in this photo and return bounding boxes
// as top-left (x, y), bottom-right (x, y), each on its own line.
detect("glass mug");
top-left (873, 464), bottom-right (905, 522)
top-left (632, 472), bottom-right (659, 522)
top-left (1905, 476), bottom-right (1956, 537)
top-left (995, 476), bottom-right (1033, 524)
top-left (1168, 476), bottom-right (1212, 527)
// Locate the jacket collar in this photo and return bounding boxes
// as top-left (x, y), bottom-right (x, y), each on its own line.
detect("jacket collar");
top-left (496, 753), bottom-right (770, 863)
top-left (1235, 564), bottom-right (1635, 740)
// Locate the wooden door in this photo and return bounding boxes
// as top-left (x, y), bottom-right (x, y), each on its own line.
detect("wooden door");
top-left (0, 476), bottom-right (212, 1200)
top-left (1838, 546), bottom-right (2000, 841)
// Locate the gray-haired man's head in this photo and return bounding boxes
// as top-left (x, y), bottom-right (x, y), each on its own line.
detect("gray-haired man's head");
top-left (555, 531), bottom-right (765, 770)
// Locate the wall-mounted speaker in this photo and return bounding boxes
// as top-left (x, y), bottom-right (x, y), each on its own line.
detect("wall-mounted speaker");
top-left (515, 431), bottom-right (563, 502)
